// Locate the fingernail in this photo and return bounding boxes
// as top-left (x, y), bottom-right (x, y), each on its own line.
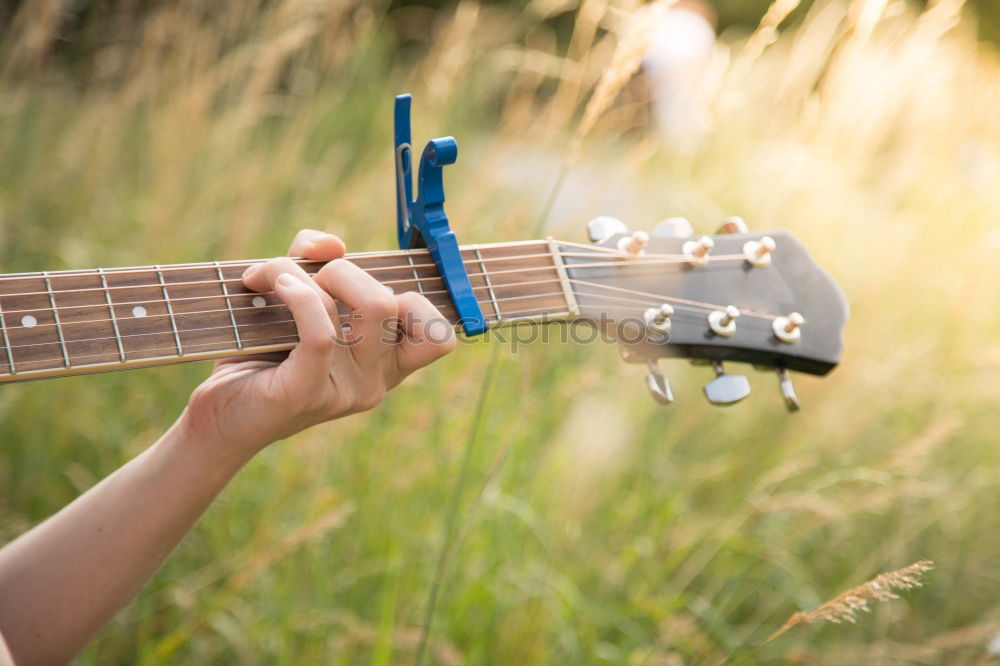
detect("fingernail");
top-left (276, 272), bottom-right (296, 287)
top-left (309, 234), bottom-right (336, 248)
top-left (242, 264), bottom-right (260, 280)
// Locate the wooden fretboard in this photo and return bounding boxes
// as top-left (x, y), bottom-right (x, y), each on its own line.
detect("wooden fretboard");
top-left (0, 240), bottom-right (577, 383)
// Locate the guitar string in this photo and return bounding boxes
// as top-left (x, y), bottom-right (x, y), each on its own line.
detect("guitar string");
top-left (6, 297), bottom-right (725, 372)
top-left (0, 253), bottom-right (751, 315)
top-left (0, 249), bottom-right (750, 302)
top-left (0, 258), bottom-right (781, 343)
top-left (0, 247), bottom-right (674, 285)
top-left (0, 287), bottom-right (724, 354)
top-left (0, 238), bottom-right (686, 282)
top-left (0, 273), bottom-right (784, 371)
top-left (0, 287), bottom-right (749, 369)
top-left (4, 334), bottom-right (305, 370)
top-left (0, 268), bottom-right (785, 372)
top-left (0, 251), bottom-right (738, 301)
top-left (0, 256), bottom-right (752, 325)
top-left (1, 304), bottom-right (679, 372)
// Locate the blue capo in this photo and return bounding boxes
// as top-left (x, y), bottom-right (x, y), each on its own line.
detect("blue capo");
top-left (393, 94), bottom-right (487, 336)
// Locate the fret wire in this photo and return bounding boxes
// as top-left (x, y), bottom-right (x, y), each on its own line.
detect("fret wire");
top-left (156, 264), bottom-right (184, 357)
top-left (215, 261), bottom-right (243, 350)
top-left (43, 272), bottom-right (71, 368)
top-left (475, 249), bottom-right (501, 320)
top-left (0, 297), bottom-right (15, 374)
top-left (406, 253), bottom-right (424, 295)
top-left (98, 268), bottom-right (127, 363)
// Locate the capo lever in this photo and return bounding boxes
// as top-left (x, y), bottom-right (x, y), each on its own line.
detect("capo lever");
top-left (394, 94), bottom-right (487, 335)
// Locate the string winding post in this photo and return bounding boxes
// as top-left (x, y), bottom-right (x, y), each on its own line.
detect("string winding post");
top-left (393, 94), bottom-right (487, 336)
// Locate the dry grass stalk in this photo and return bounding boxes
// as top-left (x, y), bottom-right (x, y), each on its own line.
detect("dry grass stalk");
top-left (913, 0), bottom-right (967, 43)
top-left (766, 560), bottom-right (934, 644)
top-left (735, 0), bottom-right (802, 69)
top-left (0, 0), bottom-right (62, 77)
top-left (545, 0), bottom-right (610, 132)
top-left (421, 1), bottom-right (482, 107)
top-left (567, 0), bottom-right (675, 163)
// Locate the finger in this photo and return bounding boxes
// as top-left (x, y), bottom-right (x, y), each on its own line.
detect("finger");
top-left (241, 256), bottom-right (335, 317)
top-left (394, 291), bottom-right (457, 377)
top-left (287, 229), bottom-right (346, 261)
top-left (313, 259), bottom-right (398, 366)
top-left (271, 272), bottom-right (339, 388)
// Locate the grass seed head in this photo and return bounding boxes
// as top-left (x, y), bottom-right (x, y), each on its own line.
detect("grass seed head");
top-left (767, 560), bottom-right (935, 643)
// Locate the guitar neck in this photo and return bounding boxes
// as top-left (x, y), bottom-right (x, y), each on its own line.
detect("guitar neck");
top-left (0, 240), bottom-right (578, 384)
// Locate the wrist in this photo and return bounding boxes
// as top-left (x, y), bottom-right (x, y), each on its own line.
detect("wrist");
top-left (166, 409), bottom-right (269, 474)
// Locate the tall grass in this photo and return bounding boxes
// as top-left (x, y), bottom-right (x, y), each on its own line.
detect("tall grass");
top-left (1, 0), bottom-right (999, 664)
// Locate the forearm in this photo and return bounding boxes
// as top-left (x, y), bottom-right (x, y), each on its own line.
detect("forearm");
top-left (0, 414), bottom-right (255, 666)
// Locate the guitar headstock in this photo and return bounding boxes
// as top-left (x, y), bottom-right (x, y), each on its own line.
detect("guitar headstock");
top-left (554, 216), bottom-right (849, 409)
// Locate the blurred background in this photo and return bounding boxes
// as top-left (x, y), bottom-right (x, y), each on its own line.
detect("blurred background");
top-left (1, 0), bottom-right (999, 663)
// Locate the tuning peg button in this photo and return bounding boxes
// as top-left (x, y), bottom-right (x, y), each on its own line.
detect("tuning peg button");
top-left (682, 235), bottom-right (714, 266)
top-left (777, 368), bottom-right (800, 411)
top-left (743, 235), bottom-right (776, 267)
top-left (644, 303), bottom-right (674, 335)
top-left (652, 217), bottom-right (694, 238)
top-left (708, 305), bottom-right (740, 337)
top-left (645, 360), bottom-right (674, 404)
top-left (587, 216), bottom-right (629, 243)
top-left (716, 216), bottom-right (749, 234)
top-left (703, 361), bottom-right (751, 406)
top-left (772, 312), bottom-right (804, 343)
top-left (618, 231), bottom-right (649, 256)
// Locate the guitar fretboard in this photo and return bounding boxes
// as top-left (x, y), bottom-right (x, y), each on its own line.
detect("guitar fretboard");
top-left (0, 240), bottom-right (576, 383)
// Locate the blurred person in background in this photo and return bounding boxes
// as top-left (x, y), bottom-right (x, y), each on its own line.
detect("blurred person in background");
top-left (0, 230), bottom-right (456, 666)
top-left (642, 0), bottom-right (718, 149)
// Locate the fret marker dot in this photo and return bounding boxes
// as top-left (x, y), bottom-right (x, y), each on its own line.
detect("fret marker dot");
top-left (21, 315), bottom-right (37, 328)
top-left (252, 296), bottom-right (266, 308)
top-left (132, 306), bottom-right (147, 318)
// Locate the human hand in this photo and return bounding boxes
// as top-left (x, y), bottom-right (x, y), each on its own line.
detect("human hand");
top-left (180, 229), bottom-right (456, 460)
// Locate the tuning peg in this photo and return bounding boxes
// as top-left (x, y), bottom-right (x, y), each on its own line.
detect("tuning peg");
top-left (587, 216), bottom-right (629, 243)
top-left (644, 303), bottom-right (674, 335)
top-left (645, 360), bottom-right (674, 404)
top-left (703, 361), bottom-right (751, 406)
top-left (743, 235), bottom-right (776, 267)
top-left (618, 230), bottom-right (649, 256)
top-left (708, 305), bottom-right (740, 337)
top-left (716, 216), bottom-right (749, 234)
top-left (651, 217), bottom-right (694, 238)
top-left (772, 311), bottom-right (804, 343)
top-left (776, 367), bottom-right (800, 411)
top-left (682, 235), bottom-right (714, 266)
